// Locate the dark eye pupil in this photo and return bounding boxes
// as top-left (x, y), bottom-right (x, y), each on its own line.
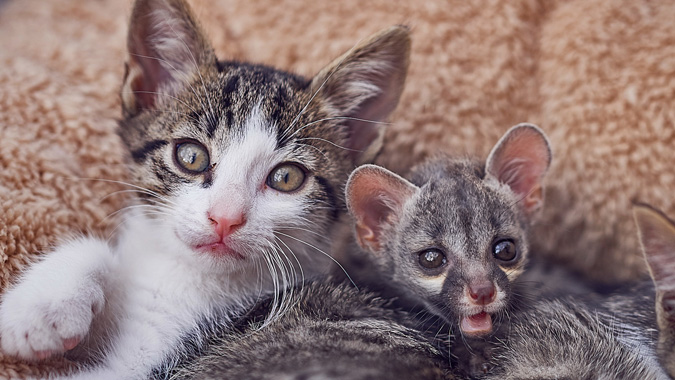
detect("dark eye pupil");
top-left (279, 172), bottom-right (290, 184)
top-left (175, 142), bottom-right (209, 173)
top-left (419, 249), bottom-right (446, 269)
top-left (273, 168), bottom-right (291, 185)
top-left (493, 240), bottom-right (517, 261)
top-left (268, 163), bottom-right (306, 192)
top-left (425, 251), bottom-right (438, 262)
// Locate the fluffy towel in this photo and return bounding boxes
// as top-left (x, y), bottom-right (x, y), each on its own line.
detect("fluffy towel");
top-left (1, 0), bottom-right (674, 376)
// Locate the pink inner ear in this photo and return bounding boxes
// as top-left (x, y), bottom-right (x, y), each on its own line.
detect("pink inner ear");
top-left (127, 48), bottom-right (163, 110)
top-left (635, 206), bottom-right (675, 287)
top-left (356, 196), bottom-right (393, 244)
top-left (346, 166), bottom-right (417, 252)
top-left (123, 0), bottom-right (214, 115)
top-left (487, 125), bottom-right (551, 200)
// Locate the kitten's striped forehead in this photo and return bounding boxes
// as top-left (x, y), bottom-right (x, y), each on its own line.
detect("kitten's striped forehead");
top-left (170, 62), bottom-right (333, 163)
top-left (205, 62), bottom-right (310, 140)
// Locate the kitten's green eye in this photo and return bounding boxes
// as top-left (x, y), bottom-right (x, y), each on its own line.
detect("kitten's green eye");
top-left (493, 239), bottom-right (517, 262)
top-left (267, 163), bottom-right (306, 192)
top-left (175, 141), bottom-right (210, 173)
top-left (418, 249), bottom-right (447, 269)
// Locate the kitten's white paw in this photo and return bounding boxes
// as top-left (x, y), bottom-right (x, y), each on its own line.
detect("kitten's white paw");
top-left (0, 238), bottom-right (111, 360)
top-left (0, 281), bottom-right (104, 360)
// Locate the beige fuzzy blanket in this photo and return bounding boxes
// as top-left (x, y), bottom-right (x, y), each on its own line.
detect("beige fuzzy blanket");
top-left (1, 0), bottom-right (674, 377)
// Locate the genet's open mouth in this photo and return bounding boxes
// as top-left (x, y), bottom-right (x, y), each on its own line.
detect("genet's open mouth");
top-left (459, 311), bottom-right (492, 336)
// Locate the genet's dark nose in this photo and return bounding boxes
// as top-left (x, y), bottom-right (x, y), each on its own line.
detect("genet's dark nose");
top-left (468, 281), bottom-right (496, 306)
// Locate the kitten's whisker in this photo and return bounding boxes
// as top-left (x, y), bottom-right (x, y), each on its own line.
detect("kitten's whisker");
top-left (258, 251), bottom-right (280, 328)
top-left (65, 177), bottom-right (180, 208)
top-left (297, 137), bottom-right (360, 153)
top-left (103, 208), bottom-right (171, 242)
top-left (274, 236), bottom-right (306, 285)
top-left (162, 20), bottom-right (218, 127)
top-left (156, 109), bottom-right (201, 121)
top-left (99, 190), bottom-right (173, 209)
top-left (295, 142), bottom-right (329, 161)
top-left (278, 226), bottom-right (330, 242)
top-left (106, 216), bottom-right (130, 243)
top-left (285, 116), bottom-right (390, 142)
top-left (102, 204), bottom-right (172, 225)
top-left (128, 52), bottom-right (209, 116)
top-left (265, 241), bottom-right (299, 325)
top-left (122, 88), bottom-right (199, 115)
top-left (99, 189), bottom-right (141, 203)
top-left (274, 231), bottom-right (357, 290)
top-left (281, 34), bottom-right (370, 139)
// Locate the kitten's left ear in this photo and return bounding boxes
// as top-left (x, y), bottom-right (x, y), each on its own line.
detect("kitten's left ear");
top-left (122, 0), bottom-right (217, 117)
top-left (310, 26), bottom-right (411, 165)
top-left (486, 123), bottom-right (552, 217)
top-left (346, 165), bottom-right (419, 253)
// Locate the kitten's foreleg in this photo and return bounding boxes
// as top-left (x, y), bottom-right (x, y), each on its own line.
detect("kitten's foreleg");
top-left (0, 237), bottom-right (114, 360)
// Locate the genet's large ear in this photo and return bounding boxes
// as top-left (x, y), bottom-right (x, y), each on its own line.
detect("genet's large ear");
top-left (634, 204), bottom-right (675, 331)
top-left (345, 165), bottom-right (419, 253)
top-left (122, 0), bottom-right (217, 117)
top-left (486, 123), bottom-right (552, 217)
top-left (310, 26), bottom-right (411, 165)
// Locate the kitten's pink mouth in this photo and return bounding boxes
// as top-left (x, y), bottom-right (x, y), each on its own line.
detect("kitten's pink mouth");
top-left (195, 242), bottom-right (245, 260)
top-left (460, 312), bottom-right (493, 336)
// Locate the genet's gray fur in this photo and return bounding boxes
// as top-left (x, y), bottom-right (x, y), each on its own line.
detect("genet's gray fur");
top-left (481, 204), bottom-right (675, 379)
top-left (485, 284), bottom-right (669, 380)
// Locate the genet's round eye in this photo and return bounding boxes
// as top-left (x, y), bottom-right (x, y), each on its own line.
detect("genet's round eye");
top-left (267, 163), bottom-right (306, 192)
top-left (493, 239), bottom-right (517, 262)
top-left (418, 249), bottom-right (447, 269)
top-left (175, 141), bottom-right (210, 173)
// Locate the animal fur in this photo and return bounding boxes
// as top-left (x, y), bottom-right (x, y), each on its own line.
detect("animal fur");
top-left (1, 0), bottom-right (674, 377)
top-left (156, 281), bottom-right (453, 380)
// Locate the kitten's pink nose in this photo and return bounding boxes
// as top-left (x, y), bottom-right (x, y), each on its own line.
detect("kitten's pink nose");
top-left (468, 281), bottom-right (496, 306)
top-left (208, 212), bottom-right (246, 239)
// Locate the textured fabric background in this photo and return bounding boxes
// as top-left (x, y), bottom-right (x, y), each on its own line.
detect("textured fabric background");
top-left (1, 0), bottom-right (674, 376)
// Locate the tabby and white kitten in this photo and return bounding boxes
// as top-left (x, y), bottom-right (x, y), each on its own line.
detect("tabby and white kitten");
top-left (0, 0), bottom-right (410, 378)
top-left (345, 124), bottom-right (551, 376)
top-left (482, 204), bottom-right (675, 380)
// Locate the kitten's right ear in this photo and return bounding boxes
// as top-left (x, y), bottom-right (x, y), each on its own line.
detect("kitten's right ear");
top-left (346, 165), bottom-right (419, 253)
top-left (486, 123), bottom-right (552, 217)
top-left (310, 26), bottom-right (411, 165)
top-left (122, 0), bottom-right (216, 117)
